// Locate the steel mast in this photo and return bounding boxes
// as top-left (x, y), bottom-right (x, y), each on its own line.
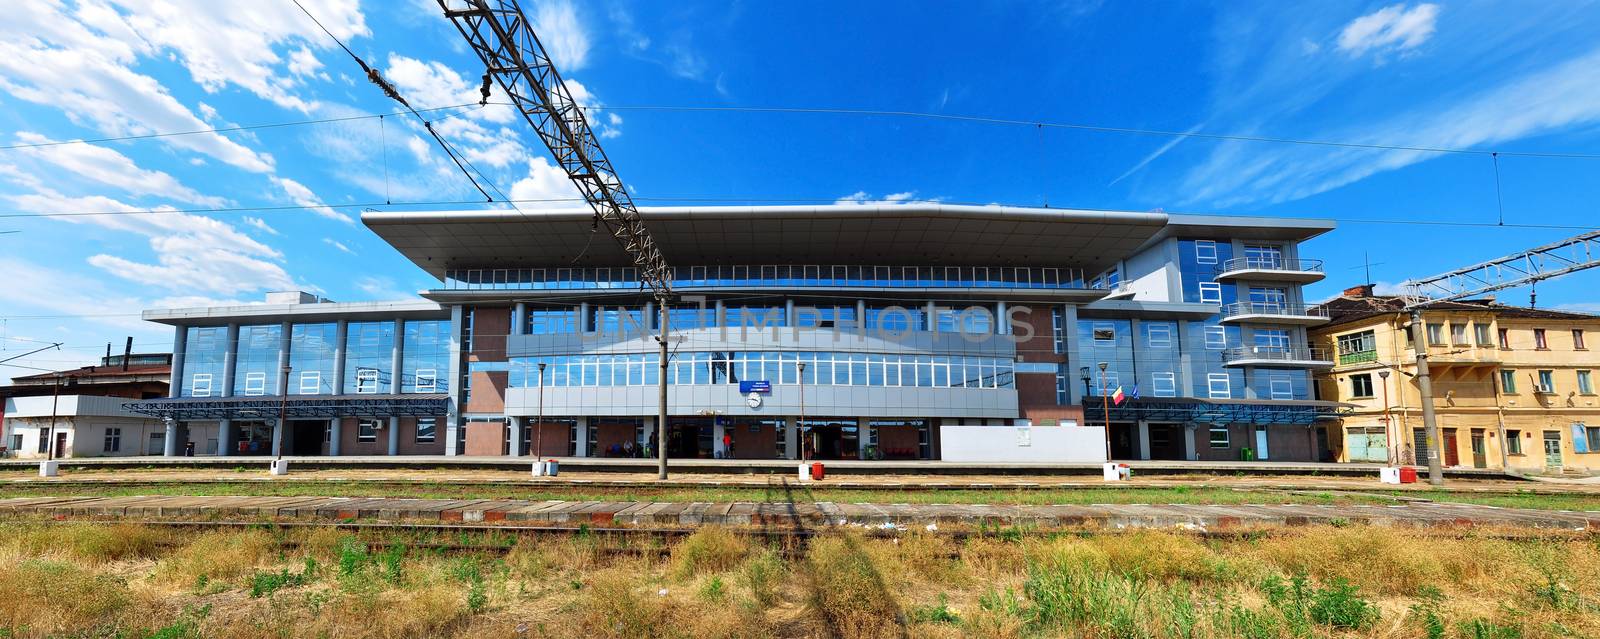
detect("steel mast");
top-left (438, 0), bottom-right (675, 478)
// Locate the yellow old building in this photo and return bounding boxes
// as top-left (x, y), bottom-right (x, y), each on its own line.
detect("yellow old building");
top-left (1311, 285), bottom-right (1600, 473)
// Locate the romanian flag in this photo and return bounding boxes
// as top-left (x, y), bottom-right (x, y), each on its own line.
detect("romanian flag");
top-left (1111, 386), bottom-right (1127, 405)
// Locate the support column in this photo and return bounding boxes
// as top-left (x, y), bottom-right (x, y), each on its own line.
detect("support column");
top-left (857, 417), bottom-right (870, 460)
top-left (785, 299), bottom-right (796, 327)
top-left (329, 419), bottom-right (342, 456)
top-left (713, 419), bottom-right (726, 458)
top-left (784, 417), bottom-right (798, 460)
top-left (218, 419), bottom-right (234, 457)
top-left (390, 319), bottom-right (405, 394)
top-left (445, 306), bottom-right (464, 456)
top-left (163, 419), bottom-right (178, 457)
top-left (332, 320), bottom-right (348, 395)
top-left (169, 326), bottom-right (187, 398)
top-left (512, 302), bottom-right (526, 336)
top-left (996, 301), bottom-right (1008, 335)
top-left (578, 302), bottom-right (590, 333)
top-left (1176, 320), bottom-right (1196, 398)
top-left (221, 323), bottom-right (240, 397)
top-left (1183, 424), bottom-right (1198, 461)
top-left (508, 416), bottom-right (523, 457)
top-left (387, 416), bottom-right (400, 456)
top-left (270, 419), bottom-right (283, 457)
top-left (276, 321), bottom-right (291, 396)
top-left (1137, 420), bottom-right (1152, 460)
top-left (574, 417), bottom-right (590, 457)
top-left (926, 301), bottom-right (939, 333)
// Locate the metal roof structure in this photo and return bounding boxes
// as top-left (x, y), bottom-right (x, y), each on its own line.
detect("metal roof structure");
top-left (1084, 397), bottom-right (1348, 426)
top-left (123, 394), bottom-right (448, 421)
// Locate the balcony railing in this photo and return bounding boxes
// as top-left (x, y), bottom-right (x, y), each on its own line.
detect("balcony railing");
top-left (1338, 350), bottom-right (1378, 365)
top-left (1219, 257), bottom-right (1324, 274)
top-left (1223, 346), bottom-right (1333, 366)
top-left (1220, 301), bottom-right (1330, 321)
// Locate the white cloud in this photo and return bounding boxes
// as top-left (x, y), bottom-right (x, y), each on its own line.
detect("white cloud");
top-left (531, 0), bottom-right (590, 71)
top-left (1108, 123), bottom-right (1204, 187)
top-left (241, 216), bottom-right (278, 235)
top-left (273, 176), bottom-right (351, 224)
top-left (1176, 45), bottom-right (1600, 208)
top-left (287, 47), bottom-right (327, 80)
top-left (322, 237), bottom-right (356, 255)
top-left (835, 191), bottom-right (925, 205)
top-left (509, 157), bottom-right (583, 205)
top-left (1337, 3), bottom-right (1439, 57)
top-left (13, 134), bottom-right (226, 206)
top-left (352, 275), bottom-right (417, 301)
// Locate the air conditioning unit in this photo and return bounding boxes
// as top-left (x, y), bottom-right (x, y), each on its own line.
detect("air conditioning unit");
top-left (1536, 385), bottom-right (1555, 394)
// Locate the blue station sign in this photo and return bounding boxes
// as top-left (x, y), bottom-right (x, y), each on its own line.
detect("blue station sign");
top-left (739, 380), bottom-right (772, 394)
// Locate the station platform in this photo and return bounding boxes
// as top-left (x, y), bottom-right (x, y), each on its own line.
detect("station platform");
top-left (0, 455), bottom-right (1517, 479)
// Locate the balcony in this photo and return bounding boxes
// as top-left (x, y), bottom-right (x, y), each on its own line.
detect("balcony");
top-left (1220, 301), bottom-right (1330, 326)
top-left (1215, 257), bottom-right (1325, 283)
top-left (1338, 350), bottom-right (1378, 366)
top-left (1223, 346), bottom-right (1334, 368)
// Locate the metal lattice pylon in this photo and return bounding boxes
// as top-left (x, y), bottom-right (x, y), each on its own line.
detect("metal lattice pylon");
top-left (438, 0), bottom-right (672, 296)
top-left (1402, 229), bottom-right (1600, 309)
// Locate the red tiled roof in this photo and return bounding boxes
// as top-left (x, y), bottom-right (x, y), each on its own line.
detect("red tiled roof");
top-left (1313, 294), bottom-right (1600, 329)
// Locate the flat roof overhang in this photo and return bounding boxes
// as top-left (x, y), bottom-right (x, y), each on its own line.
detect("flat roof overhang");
top-left (421, 286), bottom-right (1111, 305)
top-left (123, 394), bottom-right (449, 421)
top-left (143, 300), bottom-right (446, 326)
top-left (362, 205), bottom-right (1172, 277)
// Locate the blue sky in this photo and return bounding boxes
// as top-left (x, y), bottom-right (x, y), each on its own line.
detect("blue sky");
top-left (2, 0), bottom-right (1600, 381)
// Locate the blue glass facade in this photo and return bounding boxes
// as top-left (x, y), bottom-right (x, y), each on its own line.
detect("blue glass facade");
top-left (508, 351), bottom-right (1015, 389)
top-left (344, 321), bottom-right (396, 394)
top-left (1178, 239), bottom-right (1237, 306)
top-left (233, 324), bottom-right (282, 396)
top-left (289, 322), bottom-right (338, 395)
top-left (180, 326), bottom-right (228, 397)
top-left (1073, 317), bottom-right (1309, 403)
top-left (401, 320), bottom-right (450, 393)
top-left (446, 264), bottom-right (1089, 291)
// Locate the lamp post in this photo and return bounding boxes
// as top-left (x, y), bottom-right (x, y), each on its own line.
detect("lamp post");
top-left (797, 362), bottom-right (807, 462)
top-left (1378, 370), bottom-right (1393, 466)
top-left (274, 364), bottom-right (290, 462)
top-left (1098, 361), bottom-right (1111, 461)
top-left (535, 362), bottom-right (546, 462)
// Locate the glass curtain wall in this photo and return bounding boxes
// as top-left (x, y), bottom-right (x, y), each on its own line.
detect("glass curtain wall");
top-left (401, 320), bottom-right (451, 393)
top-left (289, 323), bottom-right (338, 395)
top-left (180, 326), bottom-right (228, 397)
top-left (233, 324), bottom-right (283, 396)
top-left (344, 321), bottom-right (396, 394)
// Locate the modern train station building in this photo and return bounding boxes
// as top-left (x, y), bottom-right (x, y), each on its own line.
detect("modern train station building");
top-left (127, 204), bottom-right (1341, 462)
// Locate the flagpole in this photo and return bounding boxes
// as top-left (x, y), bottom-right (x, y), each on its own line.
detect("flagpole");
top-left (1098, 362), bottom-right (1111, 461)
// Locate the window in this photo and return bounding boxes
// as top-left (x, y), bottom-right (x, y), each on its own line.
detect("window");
top-left (415, 418), bottom-right (436, 443)
top-left (1535, 328), bottom-right (1548, 349)
top-left (414, 368), bottom-right (438, 393)
top-left (243, 371), bottom-right (266, 396)
top-left (1198, 282), bottom-right (1223, 304)
top-left (1475, 323), bottom-right (1492, 346)
top-left (1269, 375), bottom-right (1293, 400)
top-left (357, 419), bottom-right (379, 442)
top-left (1243, 244), bottom-right (1283, 269)
top-left (1254, 329), bottom-right (1289, 352)
top-left (1537, 370), bottom-right (1554, 393)
top-left (1248, 287), bottom-right (1288, 307)
top-left (1498, 328), bottom-right (1510, 349)
top-left (103, 428), bottom-right (121, 453)
top-left (355, 369), bottom-right (379, 394)
top-left (1587, 425), bottom-right (1600, 452)
top-left (1426, 323), bottom-right (1444, 345)
top-left (1580, 370), bottom-right (1594, 394)
top-left (1209, 426), bottom-right (1230, 448)
top-left (299, 371), bottom-right (321, 395)
top-left (1152, 371), bottom-right (1177, 398)
top-left (1096, 372), bottom-right (1121, 395)
top-left (1195, 240), bottom-right (1218, 265)
top-left (1350, 374), bottom-right (1374, 398)
top-left (1051, 308), bottom-right (1065, 354)
top-left (1207, 373), bottom-right (1231, 399)
top-left (1092, 323), bottom-right (1116, 346)
top-left (1204, 326), bottom-right (1227, 349)
top-left (1507, 430), bottom-right (1523, 455)
top-left (1336, 330), bottom-right (1376, 364)
top-left (1500, 370), bottom-right (1517, 394)
top-left (1576, 329), bottom-right (1587, 350)
top-left (190, 373), bottom-right (213, 397)
top-left (1450, 323), bottom-right (1467, 345)
top-left (1146, 323), bottom-right (1173, 348)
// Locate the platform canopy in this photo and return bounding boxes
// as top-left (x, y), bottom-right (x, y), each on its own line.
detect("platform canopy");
top-left (1085, 397), bottom-right (1348, 426)
top-left (123, 394), bottom-right (448, 421)
top-left (362, 204), bottom-right (1177, 276)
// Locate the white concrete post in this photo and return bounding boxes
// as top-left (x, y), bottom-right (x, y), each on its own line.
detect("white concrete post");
top-left (329, 419), bottom-right (342, 456)
top-left (1183, 424), bottom-right (1198, 460)
top-left (1137, 420), bottom-right (1152, 460)
top-left (784, 416), bottom-right (799, 460)
top-left (858, 417), bottom-right (871, 459)
top-left (445, 305), bottom-right (464, 456)
top-left (574, 417), bottom-right (589, 457)
top-left (162, 419), bottom-right (178, 457)
top-left (218, 418), bottom-right (234, 457)
top-left (508, 416), bottom-right (523, 457)
top-left (387, 416), bottom-right (400, 456)
top-left (713, 419), bottom-right (726, 458)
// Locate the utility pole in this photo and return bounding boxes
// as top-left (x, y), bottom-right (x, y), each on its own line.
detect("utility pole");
top-left (1378, 369), bottom-right (1393, 465)
top-left (657, 299), bottom-right (669, 479)
top-left (46, 373), bottom-right (61, 461)
top-left (1409, 311), bottom-right (1443, 485)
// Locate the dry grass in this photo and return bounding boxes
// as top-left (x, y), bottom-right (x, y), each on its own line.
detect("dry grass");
top-left (0, 522), bottom-right (1595, 638)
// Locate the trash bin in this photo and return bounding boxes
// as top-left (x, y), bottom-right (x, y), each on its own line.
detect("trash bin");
top-left (1240, 447), bottom-right (1256, 461)
top-left (810, 462), bottom-right (825, 481)
top-left (1399, 466), bottom-right (1418, 484)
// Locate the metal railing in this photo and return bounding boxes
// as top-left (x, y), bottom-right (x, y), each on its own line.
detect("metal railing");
top-left (1221, 301), bottom-right (1331, 319)
top-left (1338, 350), bottom-right (1378, 365)
top-left (1219, 257), bottom-right (1324, 273)
top-left (1223, 346), bottom-right (1333, 364)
